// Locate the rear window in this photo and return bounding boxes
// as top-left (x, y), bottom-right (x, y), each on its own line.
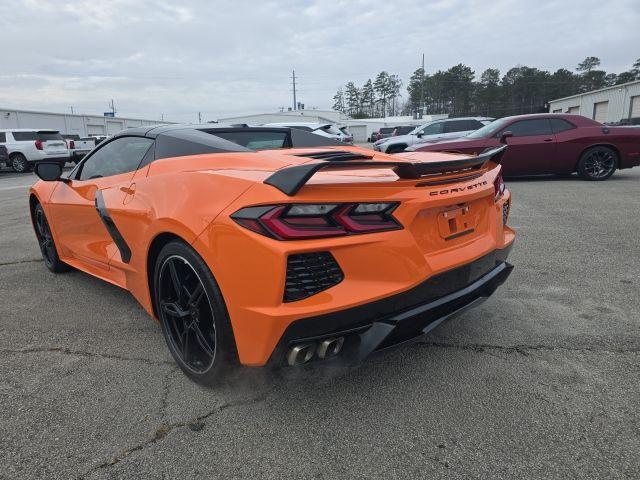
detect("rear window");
top-left (339, 127), bottom-right (352, 135)
top-left (380, 128), bottom-right (395, 134)
top-left (12, 132), bottom-right (37, 141)
top-left (63, 134), bottom-right (81, 140)
top-left (36, 132), bottom-right (64, 142)
top-left (0, 132), bottom-right (6, 143)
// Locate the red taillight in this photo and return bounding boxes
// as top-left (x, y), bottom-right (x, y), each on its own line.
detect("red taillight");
top-left (232, 202), bottom-right (401, 240)
top-left (35, 139), bottom-right (43, 150)
top-left (69, 140), bottom-right (75, 149)
top-left (494, 170), bottom-right (505, 201)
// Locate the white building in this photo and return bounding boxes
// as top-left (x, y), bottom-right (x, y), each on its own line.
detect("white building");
top-left (217, 109), bottom-right (447, 142)
top-left (0, 107), bottom-right (171, 137)
top-left (548, 80), bottom-right (640, 123)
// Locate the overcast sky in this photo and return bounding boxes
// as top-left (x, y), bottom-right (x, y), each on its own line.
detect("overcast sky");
top-left (1, 0), bottom-right (638, 122)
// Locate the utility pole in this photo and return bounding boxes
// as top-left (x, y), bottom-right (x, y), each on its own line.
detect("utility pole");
top-left (108, 99), bottom-right (116, 116)
top-left (420, 53), bottom-right (425, 117)
top-left (198, 112), bottom-right (202, 123)
top-left (161, 113), bottom-right (164, 121)
top-left (291, 70), bottom-right (297, 111)
top-left (70, 106), bottom-right (74, 115)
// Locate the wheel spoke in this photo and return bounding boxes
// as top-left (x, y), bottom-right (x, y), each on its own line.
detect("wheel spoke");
top-left (182, 326), bottom-right (192, 363)
top-left (192, 323), bottom-right (216, 357)
top-left (167, 260), bottom-right (182, 298)
top-left (187, 283), bottom-right (205, 308)
top-left (160, 301), bottom-right (190, 318)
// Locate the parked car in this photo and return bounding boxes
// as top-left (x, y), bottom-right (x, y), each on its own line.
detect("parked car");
top-left (392, 125), bottom-right (418, 136)
top-left (405, 114), bottom-right (640, 180)
top-left (372, 127), bottom-right (396, 142)
top-left (374, 117), bottom-right (494, 154)
top-left (338, 126), bottom-right (354, 144)
top-left (368, 129), bottom-right (380, 142)
top-left (0, 145), bottom-right (8, 167)
top-left (29, 124), bottom-right (514, 385)
top-left (62, 134), bottom-right (94, 163)
top-left (263, 123), bottom-right (343, 142)
top-left (0, 129), bottom-right (71, 173)
top-left (89, 135), bottom-right (108, 146)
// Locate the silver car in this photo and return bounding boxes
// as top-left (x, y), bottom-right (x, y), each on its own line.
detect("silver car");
top-left (373, 117), bottom-right (494, 154)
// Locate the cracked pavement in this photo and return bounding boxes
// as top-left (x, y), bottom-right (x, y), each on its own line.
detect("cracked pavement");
top-left (1, 168), bottom-right (639, 479)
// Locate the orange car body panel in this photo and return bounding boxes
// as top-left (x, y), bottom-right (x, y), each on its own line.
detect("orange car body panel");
top-left (30, 145), bottom-right (514, 366)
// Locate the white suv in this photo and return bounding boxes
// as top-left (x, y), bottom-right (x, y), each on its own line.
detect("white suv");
top-left (263, 122), bottom-right (346, 143)
top-left (373, 117), bottom-right (494, 154)
top-left (0, 129), bottom-right (71, 173)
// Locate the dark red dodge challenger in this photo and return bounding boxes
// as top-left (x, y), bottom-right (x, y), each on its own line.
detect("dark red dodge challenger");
top-left (404, 114), bottom-right (640, 180)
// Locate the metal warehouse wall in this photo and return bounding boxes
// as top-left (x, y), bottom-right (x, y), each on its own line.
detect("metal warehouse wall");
top-left (548, 81), bottom-right (640, 123)
top-left (0, 108), bottom-right (169, 136)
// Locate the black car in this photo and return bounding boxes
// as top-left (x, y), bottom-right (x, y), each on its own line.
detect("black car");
top-left (0, 145), bottom-right (8, 167)
top-left (392, 125), bottom-right (417, 136)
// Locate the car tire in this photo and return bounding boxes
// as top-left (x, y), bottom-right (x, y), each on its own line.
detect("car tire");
top-left (154, 240), bottom-right (238, 386)
top-left (577, 146), bottom-right (618, 181)
top-left (386, 145), bottom-right (406, 154)
top-left (11, 154), bottom-right (30, 173)
top-left (33, 203), bottom-right (71, 273)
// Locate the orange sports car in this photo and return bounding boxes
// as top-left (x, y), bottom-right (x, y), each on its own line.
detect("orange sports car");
top-left (29, 125), bottom-right (515, 385)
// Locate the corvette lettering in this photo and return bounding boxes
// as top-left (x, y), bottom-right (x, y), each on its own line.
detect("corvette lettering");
top-left (429, 180), bottom-right (488, 196)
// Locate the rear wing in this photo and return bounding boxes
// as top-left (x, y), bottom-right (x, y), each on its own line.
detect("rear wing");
top-left (265, 145), bottom-right (507, 196)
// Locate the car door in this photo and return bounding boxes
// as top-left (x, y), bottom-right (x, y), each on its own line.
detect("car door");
top-left (412, 121), bottom-right (445, 145)
top-left (497, 118), bottom-right (556, 175)
top-left (47, 136), bottom-right (154, 269)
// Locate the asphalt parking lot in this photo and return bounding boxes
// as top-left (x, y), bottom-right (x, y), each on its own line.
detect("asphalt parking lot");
top-left (1, 167), bottom-right (639, 479)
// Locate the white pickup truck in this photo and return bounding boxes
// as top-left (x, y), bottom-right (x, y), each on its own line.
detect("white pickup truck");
top-left (62, 135), bottom-right (96, 163)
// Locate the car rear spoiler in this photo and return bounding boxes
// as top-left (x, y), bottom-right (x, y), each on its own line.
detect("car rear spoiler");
top-left (264, 145), bottom-right (507, 196)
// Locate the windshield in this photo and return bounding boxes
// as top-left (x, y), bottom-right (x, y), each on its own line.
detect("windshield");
top-left (465, 118), bottom-right (509, 138)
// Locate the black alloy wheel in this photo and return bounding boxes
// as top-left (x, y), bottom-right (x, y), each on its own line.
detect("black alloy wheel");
top-left (155, 241), bottom-right (237, 385)
top-left (33, 203), bottom-right (69, 273)
top-left (578, 147), bottom-right (618, 181)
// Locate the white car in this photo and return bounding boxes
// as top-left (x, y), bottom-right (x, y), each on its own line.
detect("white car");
top-left (263, 122), bottom-right (345, 143)
top-left (373, 117), bottom-right (494, 154)
top-left (0, 129), bottom-right (71, 173)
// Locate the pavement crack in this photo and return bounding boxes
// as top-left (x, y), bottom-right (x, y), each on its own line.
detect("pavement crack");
top-left (0, 258), bottom-right (42, 267)
top-left (0, 346), bottom-right (175, 367)
top-left (77, 388), bottom-right (276, 479)
top-left (418, 341), bottom-right (640, 356)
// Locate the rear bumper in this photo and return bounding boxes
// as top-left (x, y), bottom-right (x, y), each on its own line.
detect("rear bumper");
top-left (268, 245), bottom-right (513, 367)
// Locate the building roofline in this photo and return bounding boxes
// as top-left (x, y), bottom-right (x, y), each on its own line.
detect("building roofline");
top-left (0, 106), bottom-right (170, 123)
top-left (549, 79), bottom-right (640, 103)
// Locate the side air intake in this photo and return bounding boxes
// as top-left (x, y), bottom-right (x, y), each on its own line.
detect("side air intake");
top-left (284, 252), bottom-right (344, 302)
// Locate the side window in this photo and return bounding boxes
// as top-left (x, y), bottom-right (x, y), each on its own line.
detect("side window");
top-left (500, 119), bottom-right (552, 137)
top-left (12, 131), bottom-right (37, 141)
top-left (444, 120), bottom-right (482, 133)
top-left (550, 118), bottom-right (576, 134)
top-left (0, 132), bottom-right (6, 143)
top-left (78, 137), bottom-right (153, 180)
top-left (419, 122), bottom-right (443, 135)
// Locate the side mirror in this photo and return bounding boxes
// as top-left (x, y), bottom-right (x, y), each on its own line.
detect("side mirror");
top-left (34, 162), bottom-right (64, 182)
top-left (416, 133), bottom-right (423, 138)
top-left (499, 131), bottom-right (513, 144)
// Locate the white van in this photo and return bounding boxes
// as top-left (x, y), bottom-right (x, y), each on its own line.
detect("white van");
top-left (0, 129), bottom-right (71, 173)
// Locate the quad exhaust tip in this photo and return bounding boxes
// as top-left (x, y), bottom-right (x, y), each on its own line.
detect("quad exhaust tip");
top-left (287, 337), bottom-right (345, 366)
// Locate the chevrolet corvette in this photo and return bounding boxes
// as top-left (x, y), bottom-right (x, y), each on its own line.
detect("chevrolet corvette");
top-left (29, 125), bottom-right (515, 385)
top-left (405, 113), bottom-right (640, 180)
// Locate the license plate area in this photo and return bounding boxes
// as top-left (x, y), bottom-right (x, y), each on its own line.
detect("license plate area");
top-left (437, 204), bottom-right (475, 240)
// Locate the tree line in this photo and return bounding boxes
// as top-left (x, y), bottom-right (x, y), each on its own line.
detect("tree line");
top-left (331, 57), bottom-right (640, 119)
